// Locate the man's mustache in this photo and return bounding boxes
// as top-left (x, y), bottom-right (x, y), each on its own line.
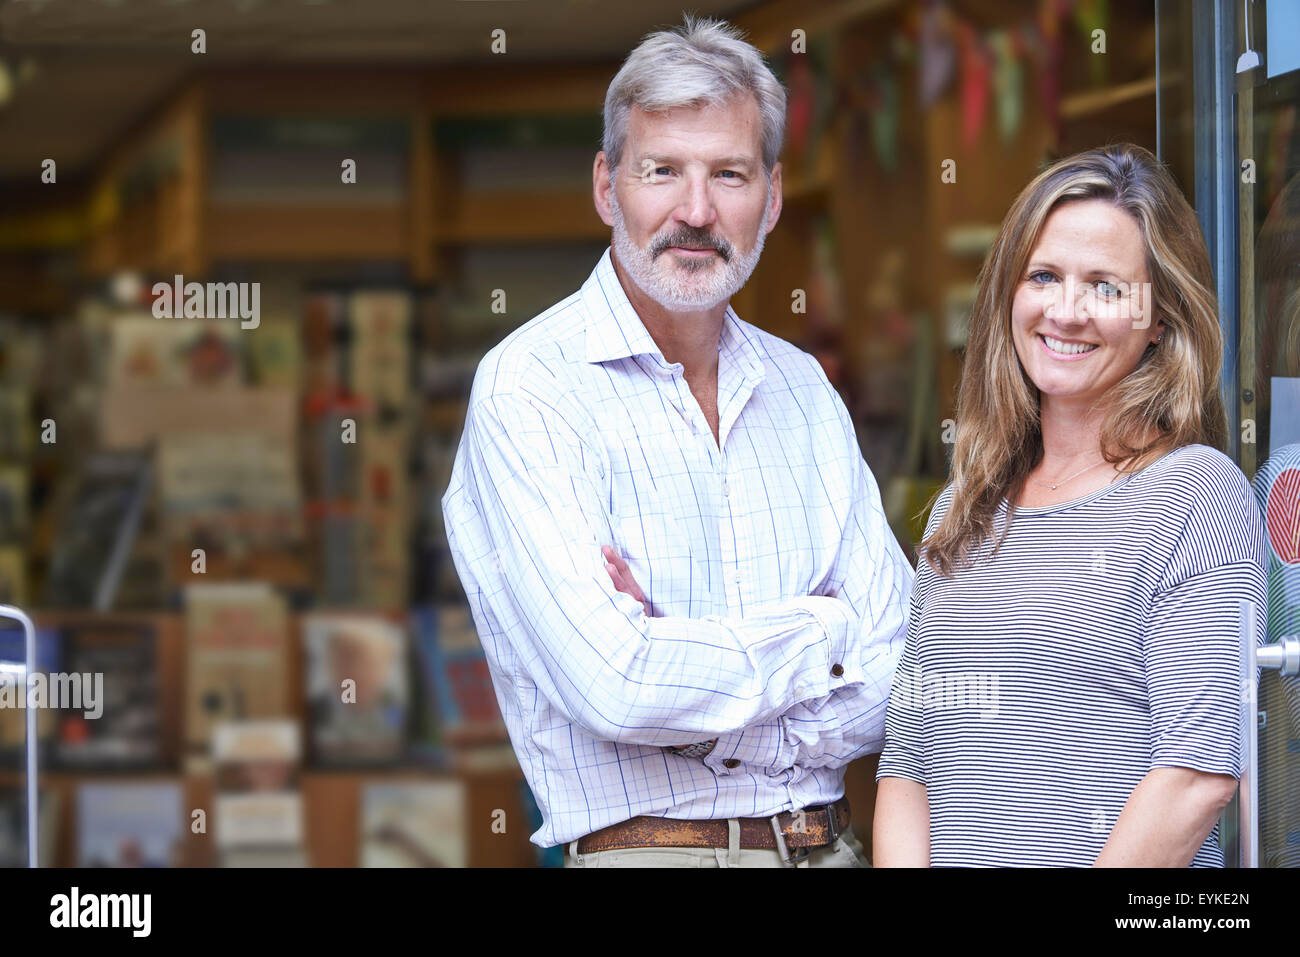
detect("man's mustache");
top-left (650, 228), bottom-right (733, 263)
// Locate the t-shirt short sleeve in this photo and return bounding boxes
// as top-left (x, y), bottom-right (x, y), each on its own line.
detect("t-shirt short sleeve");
top-left (1143, 450), bottom-right (1267, 777)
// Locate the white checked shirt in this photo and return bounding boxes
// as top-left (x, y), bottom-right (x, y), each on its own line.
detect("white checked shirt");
top-left (443, 247), bottom-right (913, 847)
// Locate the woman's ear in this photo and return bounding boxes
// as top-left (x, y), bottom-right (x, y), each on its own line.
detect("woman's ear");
top-left (1151, 317), bottom-right (1166, 346)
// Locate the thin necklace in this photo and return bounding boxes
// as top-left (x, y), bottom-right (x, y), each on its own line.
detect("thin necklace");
top-left (1027, 459), bottom-right (1109, 491)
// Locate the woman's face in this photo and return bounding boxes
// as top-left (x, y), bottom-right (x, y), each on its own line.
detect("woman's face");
top-left (1010, 198), bottom-right (1164, 413)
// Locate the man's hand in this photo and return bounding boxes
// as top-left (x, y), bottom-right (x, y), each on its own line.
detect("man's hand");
top-left (603, 544), bottom-right (717, 758)
top-left (602, 545), bottom-right (651, 616)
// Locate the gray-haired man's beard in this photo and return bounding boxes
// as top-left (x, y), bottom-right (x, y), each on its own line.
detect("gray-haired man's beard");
top-left (609, 184), bottom-right (769, 312)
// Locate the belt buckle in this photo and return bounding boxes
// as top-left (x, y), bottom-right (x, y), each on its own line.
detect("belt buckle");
top-left (770, 814), bottom-right (811, 865)
top-left (822, 803), bottom-right (840, 845)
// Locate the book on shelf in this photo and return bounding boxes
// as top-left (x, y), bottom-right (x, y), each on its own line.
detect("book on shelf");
top-left (0, 624), bottom-right (61, 768)
top-left (100, 385), bottom-right (296, 452)
top-left (0, 387), bottom-right (32, 460)
top-left (0, 787), bottom-right (61, 868)
top-left (108, 315), bottom-right (184, 388)
top-left (184, 583), bottom-right (292, 752)
top-left (348, 290), bottom-right (411, 408)
top-left (157, 429), bottom-right (304, 565)
top-left (53, 618), bottom-right (162, 770)
top-left (212, 719), bottom-right (306, 867)
top-left (0, 465), bottom-right (28, 541)
top-left (76, 781), bottom-right (183, 867)
top-left (303, 612), bottom-right (409, 766)
top-left (360, 779), bottom-right (466, 868)
top-left (42, 448), bottom-right (152, 610)
top-left (0, 547), bottom-right (25, 608)
top-left (412, 604), bottom-right (508, 748)
top-left (302, 289), bottom-right (346, 395)
top-left (108, 313), bottom-right (247, 389)
top-left (247, 315), bottom-right (302, 390)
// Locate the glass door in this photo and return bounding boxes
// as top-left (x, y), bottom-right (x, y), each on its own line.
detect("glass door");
top-left (1158, 0), bottom-right (1300, 867)
top-left (1238, 0), bottom-right (1300, 869)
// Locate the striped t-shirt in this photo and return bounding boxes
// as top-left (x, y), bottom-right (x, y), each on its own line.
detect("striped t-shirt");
top-left (876, 443), bottom-right (1267, 867)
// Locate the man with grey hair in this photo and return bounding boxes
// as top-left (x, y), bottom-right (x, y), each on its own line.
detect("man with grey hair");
top-left (443, 16), bottom-right (912, 867)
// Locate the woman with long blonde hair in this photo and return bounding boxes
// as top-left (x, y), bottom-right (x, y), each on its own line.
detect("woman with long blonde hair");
top-left (873, 144), bottom-right (1266, 866)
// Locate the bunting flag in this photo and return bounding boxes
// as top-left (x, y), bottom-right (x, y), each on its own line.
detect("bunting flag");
top-left (1072, 0), bottom-right (1110, 86)
top-left (786, 53), bottom-right (815, 158)
top-left (918, 0), bottom-right (956, 109)
top-left (990, 30), bottom-right (1024, 143)
top-left (1036, 0), bottom-right (1064, 142)
top-left (959, 23), bottom-right (991, 148)
top-left (870, 62), bottom-right (900, 171)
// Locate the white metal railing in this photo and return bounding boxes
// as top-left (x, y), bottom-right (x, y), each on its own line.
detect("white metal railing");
top-left (0, 604), bottom-right (39, 868)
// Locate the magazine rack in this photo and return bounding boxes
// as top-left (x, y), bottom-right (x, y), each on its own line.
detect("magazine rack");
top-left (0, 604), bottom-right (38, 867)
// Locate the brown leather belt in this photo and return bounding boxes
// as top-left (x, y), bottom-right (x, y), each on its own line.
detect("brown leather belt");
top-left (576, 797), bottom-right (850, 863)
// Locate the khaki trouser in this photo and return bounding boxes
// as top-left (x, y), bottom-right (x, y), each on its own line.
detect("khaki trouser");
top-left (563, 821), bottom-right (869, 868)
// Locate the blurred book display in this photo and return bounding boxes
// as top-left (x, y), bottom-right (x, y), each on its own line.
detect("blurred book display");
top-left (413, 604), bottom-right (508, 749)
top-left (213, 720), bottom-right (307, 867)
top-left (185, 583), bottom-right (291, 752)
top-left (158, 430), bottom-right (303, 567)
top-left (42, 449), bottom-right (153, 610)
top-left (360, 780), bottom-right (466, 868)
top-left (54, 619), bottom-right (161, 769)
top-left (76, 782), bottom-right (183, 868)
top-left (303, 612), bottom-right (409, 766)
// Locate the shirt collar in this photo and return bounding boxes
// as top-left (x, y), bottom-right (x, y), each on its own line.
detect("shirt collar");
top-left (582, 246), bottom-right (766, 385)
top-left (583, 247), bottom-right (664, 365)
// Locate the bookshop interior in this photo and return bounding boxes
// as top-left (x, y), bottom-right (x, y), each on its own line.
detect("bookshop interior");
top-left (0, 0), bottom-right (1297, 868)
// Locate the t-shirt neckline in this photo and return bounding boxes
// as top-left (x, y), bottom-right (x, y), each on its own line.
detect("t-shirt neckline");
top-left (1001, 445), bottom-right (1189, 516)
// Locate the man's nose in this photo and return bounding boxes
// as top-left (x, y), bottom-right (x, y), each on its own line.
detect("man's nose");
top-left (674, 173), bottom-right (717, 229)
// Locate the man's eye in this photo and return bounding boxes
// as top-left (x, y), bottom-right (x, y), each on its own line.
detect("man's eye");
top-left (655, 167), bottom-right (672, 176)
top-left (718, 170), bottom-right (740, 179)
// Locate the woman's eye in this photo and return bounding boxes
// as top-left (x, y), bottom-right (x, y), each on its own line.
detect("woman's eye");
top-left (1095, 281), bottom-right (1122, 300)
top-left (1028, 271), bottom-right (1057, 285)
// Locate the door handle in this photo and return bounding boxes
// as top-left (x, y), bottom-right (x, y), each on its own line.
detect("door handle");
top-left (1239, 599), bottom-right (1300, 867)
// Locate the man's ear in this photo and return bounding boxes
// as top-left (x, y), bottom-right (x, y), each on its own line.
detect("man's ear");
top-left (593, 151), bottom-right (615, 228)
top-left (765, 160), bottom-right (783, 235)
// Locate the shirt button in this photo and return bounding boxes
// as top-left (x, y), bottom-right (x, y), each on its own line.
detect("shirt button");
top-left (723, 759), bottom-right (740, 769)
top-left (732, 571), bottom-right (742, 586)
top-left (831, 663), bottom-right (844, 677)
top-left (721, 481), bottom-right (730, 498)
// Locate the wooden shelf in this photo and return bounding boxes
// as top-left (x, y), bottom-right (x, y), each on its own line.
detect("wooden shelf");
top-left (2, 765), bottom-right (535, 868)
top-left (208, 203), bottom-right (408, 262)
top-left (1060, 73), bottom-right (1178, 120)
top-left (435, 189), bottom-right (604, 244)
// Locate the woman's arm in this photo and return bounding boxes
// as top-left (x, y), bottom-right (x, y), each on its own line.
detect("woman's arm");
top-left (1094, 767), bottom-right (1238, 867)
top-left (873, 777), bottom-right (930, 866)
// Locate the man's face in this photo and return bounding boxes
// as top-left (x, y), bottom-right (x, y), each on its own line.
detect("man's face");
top-left (600, 95), bottom-right (781, 312)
